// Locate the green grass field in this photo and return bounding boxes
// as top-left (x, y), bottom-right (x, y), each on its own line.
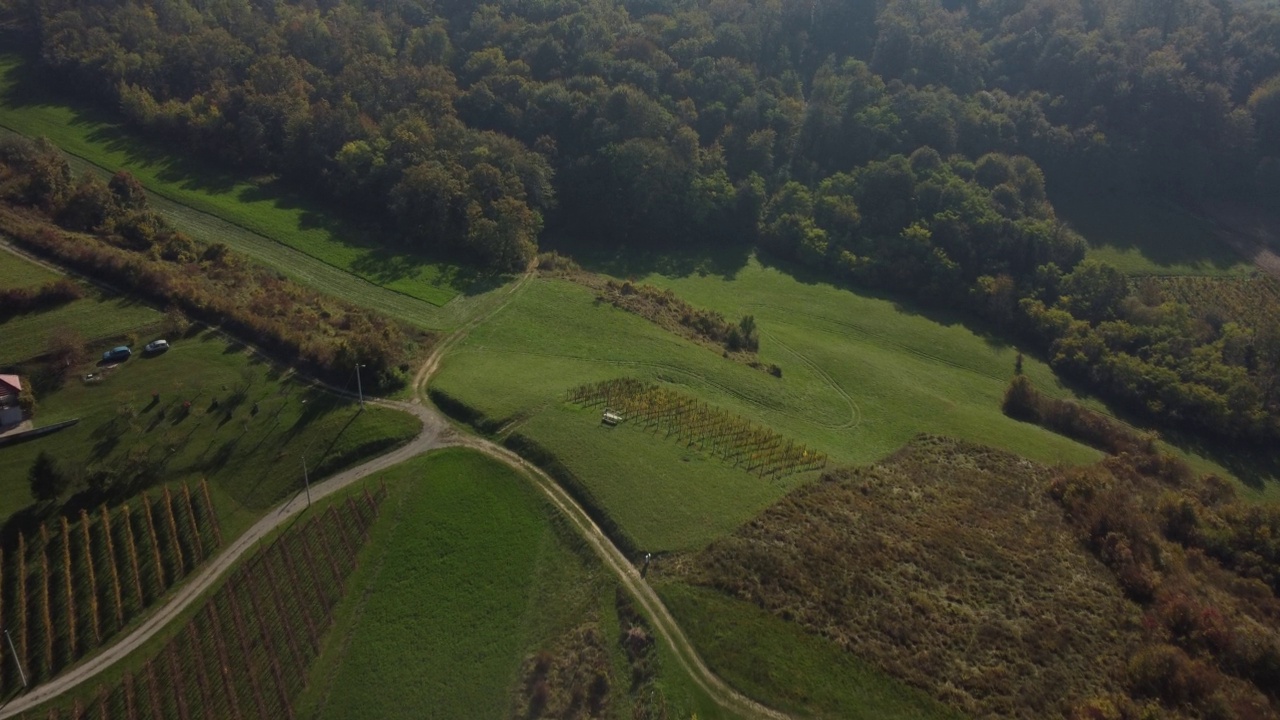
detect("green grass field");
top-left (658, 583), bottom-right (965, 719)
top-left (0, 249), bottom-right (160, 366)
top-left (0, 246), bottom-right (57, 287)
top-left (0, 327), bottom-right (420, 538)
top-left (0, 53), bottom-right (500, 323)
top-left (1053, 190), bottom-right (1252, 276)
top-left (297, 448), bottom-right (730, 720)
top-left (431, 266), bottom-right (1104, 552)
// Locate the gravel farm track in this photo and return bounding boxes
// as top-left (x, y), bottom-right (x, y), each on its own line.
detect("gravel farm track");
top-left (0, 268), bottom-right (791, 720)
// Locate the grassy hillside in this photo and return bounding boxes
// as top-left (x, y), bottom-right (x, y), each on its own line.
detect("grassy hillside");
top-left (0, 326), bottom-right (420, 536)
top-left (298, 449), bottom-right (731, 720)
top-left (0, 53), bottom-right (485, 319)
top-left (431, 266), bottom-right (1103, 552)
top-left (0, 246), bottom-right (56, 287)
top-left (0, 249), bottom-right (159, 366)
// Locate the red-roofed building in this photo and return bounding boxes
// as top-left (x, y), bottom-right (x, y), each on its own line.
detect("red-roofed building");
top-left (0, 374), bottom-right (20, 404)
top-left (0, 374), bottom-right (23, 427)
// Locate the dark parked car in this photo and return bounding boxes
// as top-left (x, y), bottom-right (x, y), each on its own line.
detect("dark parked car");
top-left (102, 346), bottom-right (132, 363)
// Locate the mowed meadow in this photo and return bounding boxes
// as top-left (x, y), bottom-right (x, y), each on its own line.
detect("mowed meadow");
top-left (0, 250), bottom-right (158, 367)
top-left (297, 449), bottom-right (729, 720)
top-left (430, 262), bottom-right (1105, 552)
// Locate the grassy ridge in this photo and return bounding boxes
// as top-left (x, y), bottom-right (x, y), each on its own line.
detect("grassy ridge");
top-left (432, 269), bottom-right (1103, 551)
top-left (298, 449), bottom-right (730, 720)
top-left (0, 53), bottom-right (473, 314)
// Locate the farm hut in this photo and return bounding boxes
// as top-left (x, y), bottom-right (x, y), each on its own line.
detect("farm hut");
top-left (0, 374), bottom-right (23, 427)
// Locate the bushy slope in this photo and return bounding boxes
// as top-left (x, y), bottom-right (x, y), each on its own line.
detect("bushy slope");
top-left (684, 436), bottom-right (1141, 719)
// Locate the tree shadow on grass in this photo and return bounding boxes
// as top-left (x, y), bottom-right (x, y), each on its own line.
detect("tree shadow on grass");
top-left (1051, 188), bottom-right (1245, 273)
top-left (1156, 426), bottom-right (1280, 493)
top-left (236, 176), bottom-right (509, 299)
top-left (1, 52), bottom-right (248, 198)
top-left (754, 251), bottom-right (1015, 353)
top-left (541, 220), bottom-right (752, 282)
top-left (203, 436), bottom-right (239, 475)
top-left (311, 411), bottom-right (360, 466)
top-left (285, 389), bottom-right (340, 439)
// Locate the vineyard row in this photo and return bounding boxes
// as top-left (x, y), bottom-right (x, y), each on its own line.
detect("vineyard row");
top-left (0, 482), bottom-right (221, 693)
top-left (20, 485), bottom-right (387, 720)
top-left (568, 378), bottom-right (827, 477)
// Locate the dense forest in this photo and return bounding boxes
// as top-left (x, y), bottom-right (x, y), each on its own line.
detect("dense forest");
top-left (4, 0), bottom-right (1280, 444)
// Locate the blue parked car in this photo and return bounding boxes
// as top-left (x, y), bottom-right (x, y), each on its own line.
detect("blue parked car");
top-left (102, 346), bottom-right (132, 363)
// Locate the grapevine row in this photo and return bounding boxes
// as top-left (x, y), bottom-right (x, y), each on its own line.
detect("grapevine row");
top-left (22, 484), bottom-right (388, 720)
top-left (567, 378), bottom-right (828, 477)
top-left (0, 482), bottom-right (221, 693)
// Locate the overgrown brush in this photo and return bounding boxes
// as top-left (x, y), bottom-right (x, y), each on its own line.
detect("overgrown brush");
top-left (667, 396), bottom-right (1280, 716)
top-left (684, 436), bottom-right (1135, 719)
top-left (0, 278), bottom-right (82, 320)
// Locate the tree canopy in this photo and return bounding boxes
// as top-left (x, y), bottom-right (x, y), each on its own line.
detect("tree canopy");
top-left (7, 0), bottom-right (1280, 444)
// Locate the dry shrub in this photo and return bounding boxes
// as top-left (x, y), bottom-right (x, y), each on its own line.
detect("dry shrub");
top-left (585, 277), bottom-right (761, 359)
top-left (511, 624), bottom-right (612, 720)
top-left (688, 435), bottom-right (1141, 719)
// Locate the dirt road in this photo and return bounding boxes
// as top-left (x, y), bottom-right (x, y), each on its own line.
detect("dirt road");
top-left (0, 400), bottom-right (448, 718)
top-left (0, 271), bottom-right (790, 720)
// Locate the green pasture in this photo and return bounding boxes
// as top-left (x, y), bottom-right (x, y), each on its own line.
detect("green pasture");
top-left (298, 448), bottom-right (729, 720)
top-left (648, 259), bottom-right (1270, 495)
top-left (0, 249), bottom-right (160, 366)
top-left (0, 246), bottom-right (57, 287)
top-left (0, 53), bottom-right (500, 325)
top-left (1054, 190), bottom-right (1251, 276)
top-left (657, 582), bottom-right (964, 719)
top-left (431, 266), bottom-right (1104, 552)
top-left (0, 327), bottom-right (420, 537)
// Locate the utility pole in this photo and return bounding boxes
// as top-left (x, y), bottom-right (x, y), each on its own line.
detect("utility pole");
top-left (5, 629), bottom-right (27, 688)
top-left (356, 363), bottom-right (365, 410)
top-left (302, 455), bottom-right (311, 508)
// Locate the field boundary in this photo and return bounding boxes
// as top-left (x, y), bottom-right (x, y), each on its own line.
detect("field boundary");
top-left (0, 418), bottom-right (78, 448)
